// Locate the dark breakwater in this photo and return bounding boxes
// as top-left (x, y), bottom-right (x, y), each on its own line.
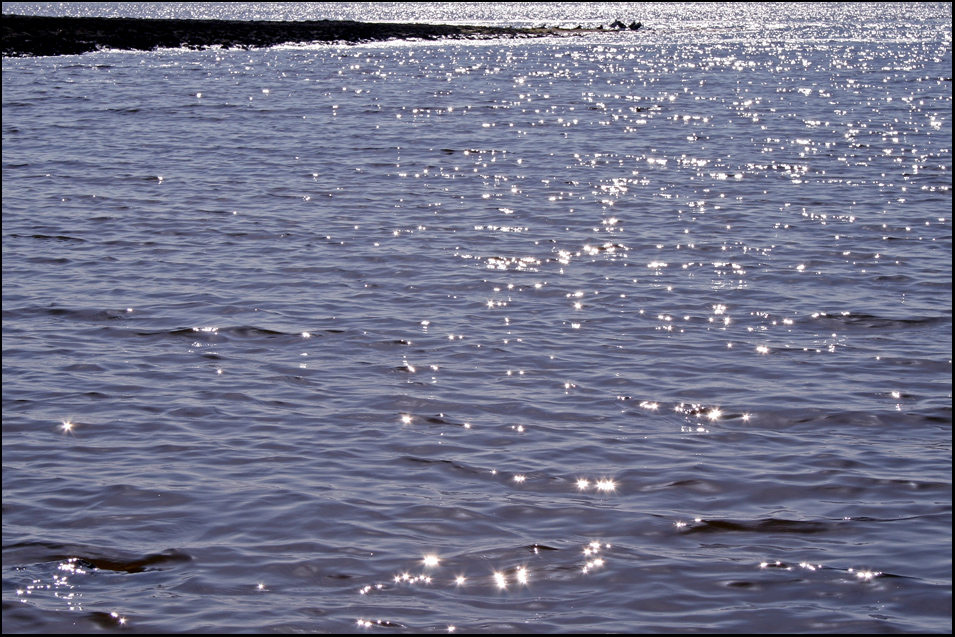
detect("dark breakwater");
top-left (2, 14), bottom-right (597, 57)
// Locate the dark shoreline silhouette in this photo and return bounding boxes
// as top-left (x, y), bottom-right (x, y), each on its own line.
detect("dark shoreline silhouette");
top-left (2, 14), bottom-right (601, 57)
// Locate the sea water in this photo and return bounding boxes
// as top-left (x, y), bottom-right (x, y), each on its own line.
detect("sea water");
top-left (2, 2), bottom-right (951, 632)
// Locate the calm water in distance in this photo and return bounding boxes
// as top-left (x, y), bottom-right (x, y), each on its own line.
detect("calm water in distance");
top-left (2, 2), bottom-right (952, 633)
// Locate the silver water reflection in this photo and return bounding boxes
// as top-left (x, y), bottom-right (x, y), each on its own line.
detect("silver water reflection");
top-left (2, 4), bottom-right (951, 634)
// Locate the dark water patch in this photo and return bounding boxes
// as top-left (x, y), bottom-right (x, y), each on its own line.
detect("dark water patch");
top-left (808, 311), bottom-right (951, 330)
top-left (0, 603), bottom-right (132, 633)
top-left (2, 305), bottom-right (130, 322)
top-left (61, 363), bottom-right (107, 372)
top-left (3, 542), bottom-right (191, 573)
top-left (166, 405), bottom-right (221, 418)
top-left (682, 518), bottom-right (834, 535)
top-left (161, 324), bottom-right (301, 342)
top-left (271, 374), bottom-right (317, 387)
top-left (399, 456), bottom-right (484, 475)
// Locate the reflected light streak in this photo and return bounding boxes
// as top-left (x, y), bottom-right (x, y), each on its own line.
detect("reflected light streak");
top-left (423, 555), bottom-right (439, 568)
top-left (850, 568), bottom-right (882, 581)
top-left (494, 571), bottom-right (507, 588)
top-left (595, 479), bottom-right (616, 492)
top-left (60, 420), bottom-right (75, 433)
top-left (581, 543), bottom-right (607, 574)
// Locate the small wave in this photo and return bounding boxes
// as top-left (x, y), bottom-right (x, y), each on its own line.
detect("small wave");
top-left (681, 518), bottom-right (833, 534)
top-left (4, 541), bottom-right (191, 573)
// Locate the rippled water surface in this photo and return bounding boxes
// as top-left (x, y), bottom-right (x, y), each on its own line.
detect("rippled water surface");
top-left (2, 3), bottom-right (952, 633)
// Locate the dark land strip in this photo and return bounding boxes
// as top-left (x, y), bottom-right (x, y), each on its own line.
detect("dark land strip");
top-left (2, 14), bottom-right (611, 57)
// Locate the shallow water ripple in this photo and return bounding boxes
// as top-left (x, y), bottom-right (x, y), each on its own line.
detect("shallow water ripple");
top-left (2, 3), bottom-right (951, 633)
